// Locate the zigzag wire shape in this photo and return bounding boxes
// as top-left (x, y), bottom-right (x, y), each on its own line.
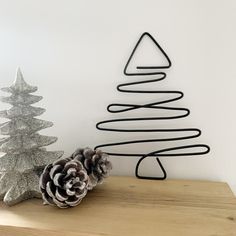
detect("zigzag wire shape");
top-left (95, 32), bottom-right (210, 180)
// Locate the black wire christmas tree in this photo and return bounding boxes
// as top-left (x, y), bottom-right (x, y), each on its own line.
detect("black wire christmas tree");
top-left (95, 32), bottom-right (210, 180)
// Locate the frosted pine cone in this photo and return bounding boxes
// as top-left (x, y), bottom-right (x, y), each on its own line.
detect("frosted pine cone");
top-left (39, 157), bottom-right (88, 208)
top-left (71, 148), bottom-right (112, 190)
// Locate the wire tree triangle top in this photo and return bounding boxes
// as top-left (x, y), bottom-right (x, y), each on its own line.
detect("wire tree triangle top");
top-left (124, 32), bottom-right (171, 75)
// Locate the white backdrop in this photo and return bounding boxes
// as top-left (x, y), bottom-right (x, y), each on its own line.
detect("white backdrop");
top-left (0, 0), bottom-right (235, 193)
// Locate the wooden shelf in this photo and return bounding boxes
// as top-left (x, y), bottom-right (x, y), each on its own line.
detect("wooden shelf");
top-left (0, 176), bottom-right (236, 236)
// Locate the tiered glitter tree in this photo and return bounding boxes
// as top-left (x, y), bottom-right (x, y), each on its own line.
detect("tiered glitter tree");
top-left (0, 68), bottom-right (63, 205)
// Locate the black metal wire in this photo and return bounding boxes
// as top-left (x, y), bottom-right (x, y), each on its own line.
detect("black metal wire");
top-left (95, 32), bottom-right (210, 180)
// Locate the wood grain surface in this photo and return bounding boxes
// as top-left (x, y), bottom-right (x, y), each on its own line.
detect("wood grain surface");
top-left (0, 176), bottom-right (235, 236)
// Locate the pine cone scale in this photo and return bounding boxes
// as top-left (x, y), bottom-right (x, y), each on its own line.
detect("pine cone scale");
top-left (49, 165), bottom-right (63, 179)
top-left (53, 197), bottom-right (68, 208)
top-left (65, 197), bottom-right (82, 207)
top-left (66, 187), bottom-right (76, 196)
top-left (39, 164), bottom-right (52, 189)
top-left (53, 173), bottom-right (65, 188)
top-left (55, 188), bottom-right (68, 202)
top-left (42, 192), bottom-right (55, 206)
top-left (46, 181), bottom-right (56, 198)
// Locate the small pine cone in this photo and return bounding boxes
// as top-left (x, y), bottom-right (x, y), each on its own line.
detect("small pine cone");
top-left (39, 157), bottom-right (88, 208)
top-left (71, 148), bottom-right (112, 190)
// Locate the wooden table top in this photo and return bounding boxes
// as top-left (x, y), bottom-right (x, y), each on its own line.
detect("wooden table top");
top-left (0, 176), bottom-right (236, 236)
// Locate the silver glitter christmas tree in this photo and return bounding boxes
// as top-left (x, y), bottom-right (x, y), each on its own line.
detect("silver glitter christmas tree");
top-left (0, 68), bottom-right (63, 206)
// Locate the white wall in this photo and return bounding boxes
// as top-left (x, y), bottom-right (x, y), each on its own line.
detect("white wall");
top-left (0, 0), bottom-right (235, 194)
